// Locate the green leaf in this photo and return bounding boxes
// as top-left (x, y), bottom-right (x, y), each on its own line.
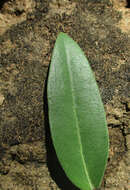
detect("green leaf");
top-left (47, 32), bottom-right (109, 190)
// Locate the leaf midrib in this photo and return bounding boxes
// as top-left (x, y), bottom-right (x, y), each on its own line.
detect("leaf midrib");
top-left (63, 41), bottom-right (93, 190)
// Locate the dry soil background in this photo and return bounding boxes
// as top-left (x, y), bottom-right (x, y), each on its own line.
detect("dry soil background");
top-left (0, 0), bottom-right (130, 190)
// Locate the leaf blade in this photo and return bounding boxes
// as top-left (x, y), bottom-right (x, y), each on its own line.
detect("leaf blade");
top-left (47, 32), bottom-right (109, 190)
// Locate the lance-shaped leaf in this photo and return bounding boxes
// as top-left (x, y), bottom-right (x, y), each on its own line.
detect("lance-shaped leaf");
top-left (47, 33), bottom-right (109, 190)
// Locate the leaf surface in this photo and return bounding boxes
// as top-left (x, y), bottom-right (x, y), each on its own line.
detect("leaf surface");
top-left (47, 33), bottom-right (109, 190)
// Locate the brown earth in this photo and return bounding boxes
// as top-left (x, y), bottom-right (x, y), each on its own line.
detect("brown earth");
top-left (0, 0), bottom-right (130, 190)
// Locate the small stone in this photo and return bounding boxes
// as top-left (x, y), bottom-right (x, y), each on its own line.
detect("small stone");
top-left (0, 94), bottom-right (5, 105)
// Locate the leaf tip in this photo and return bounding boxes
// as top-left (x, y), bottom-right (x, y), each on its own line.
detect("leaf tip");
top-left (57, 32), bottom-right (69, 41)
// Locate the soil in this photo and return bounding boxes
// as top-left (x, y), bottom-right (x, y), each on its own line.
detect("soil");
top-left (0, 0), bottom-right (130, 190)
